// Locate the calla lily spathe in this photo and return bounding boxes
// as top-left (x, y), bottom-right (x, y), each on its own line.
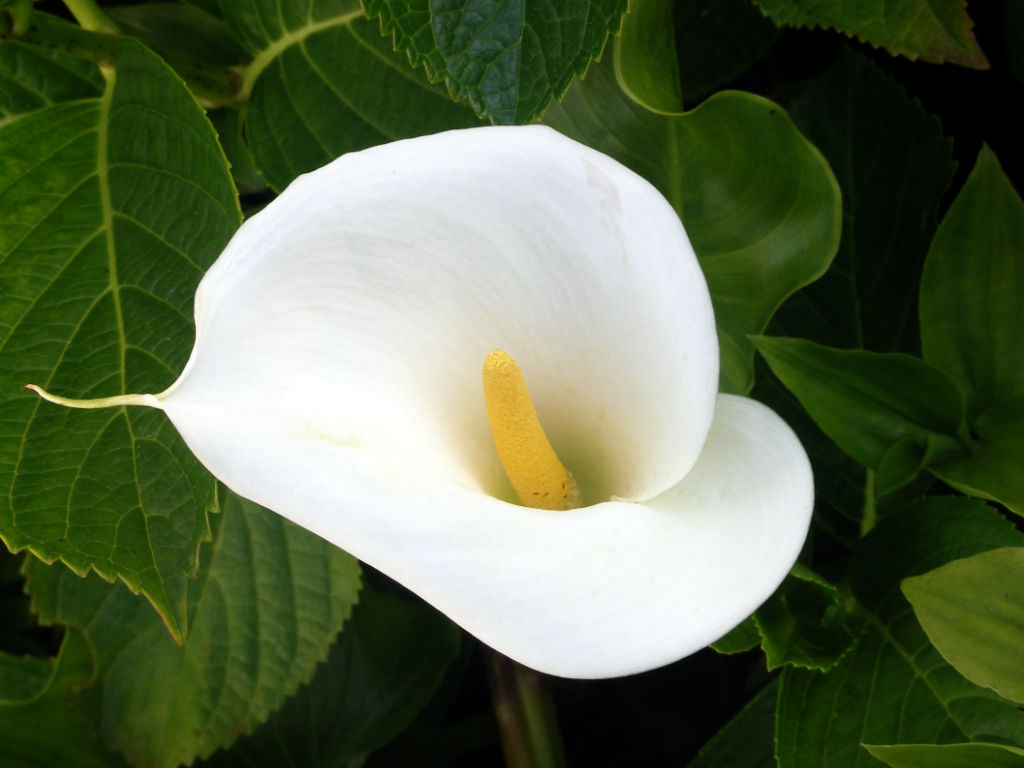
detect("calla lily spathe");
top-left (36, 126), bottom-right (813, 678)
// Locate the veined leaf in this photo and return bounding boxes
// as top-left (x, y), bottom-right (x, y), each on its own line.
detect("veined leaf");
top-left (749, 0), bottom-right (988, 69)
top-left (363, 0), bottom-right (628, 124)
top-left (776, 498), bottom-right (1024, 768)
top-left (777, 49), bottom-right (955, 353)
top-left (865, 742), bottom-right (1024, 768)
top-left (23, 489), bottom-right (361, 768)
top-left (687, 678), bottom-right (778, 768)
top-left (0, 36), bottom-right (103, 124)
top-left (222, 0), bottom-right (482, 190)
top-left (0, 629), bottom-right (129, 768)
top-left (0, 38), bottom-right (240, 639)
top-left (197, 586), bottom-right (460, 767)
top-left (903, 546), bottom-right (1024, 705)
top-left (545, 57), bottom-right (840, 394)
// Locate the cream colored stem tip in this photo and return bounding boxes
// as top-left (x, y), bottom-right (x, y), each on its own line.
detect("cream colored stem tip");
top-left (482, 350), bottom-right (580, 510)
top-left (23, 384), bottom-right (160, 410)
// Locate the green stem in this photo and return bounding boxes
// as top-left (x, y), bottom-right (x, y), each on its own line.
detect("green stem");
top-left (62, 0), bottom-right (120, 34)
top-left (489, 652), bottom-right (567, 768)
top-left (860, 468), bottom-right (876, 537)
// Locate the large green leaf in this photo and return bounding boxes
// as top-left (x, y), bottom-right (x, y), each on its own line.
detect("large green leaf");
top-left (902, 546), bottom-right (1024, 705)
top-left (363, 0), bottom-right (627, 124)
top-left (0, 38), bottom-right (240, 639)
top-left (865, 743), bottom-right (1024, 768)
top-left (754, 336), bottom-right (966, 493)
top-left (0, 629), bottom-right (129, 768)
top-left (919, 147), bottom-right (1024, 515)
top-left (612, 0), bottom-right (681, 114)
top-left (777, 49), bottom-right (955, 353)
top-left (23, 489), bottom-right (361, 768)
top-left (775, 498), bottom-right (1024, 768)
top-left (222, 0), bottom-right (482, 190)
top-left (0, 37), bottom-right (103, 123)
top-left (749, 0), bottom-right (988, 68)
top-left (920, 146), bottom-right (1024, 418)
top-left (544, 57), bottom-right (840, 394)
top-left (198, 586), bottom-right (460, 766)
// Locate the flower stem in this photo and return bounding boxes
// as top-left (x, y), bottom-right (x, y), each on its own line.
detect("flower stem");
top-left (488, 652), bottom-right (567, 768)
top-left (63, 0), bottom-right (120, 34)
top-left (860, 468), bottom-right (876, 537)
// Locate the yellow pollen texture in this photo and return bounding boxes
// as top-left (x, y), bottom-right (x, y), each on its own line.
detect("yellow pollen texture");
top-left (482, 349), bottom-right (579, 510)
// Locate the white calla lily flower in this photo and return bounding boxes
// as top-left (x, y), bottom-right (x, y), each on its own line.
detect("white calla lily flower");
top-left (32, 125), bottom-right (813, 679)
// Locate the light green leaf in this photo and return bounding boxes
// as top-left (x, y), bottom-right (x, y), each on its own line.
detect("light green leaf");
top-left (776, 498), bottom-right (1024, 768)
top-left (930, 397), bottom-right (1024, 517)
top-left (920, 146), bottom-right (1024, 419)
top-left (613, 0), bottom-right (681, 114)
top-left (0, 630), bottom-right (129, 768)
top-left (223, 0), bottom-right (483, 190)
top-left (776, 48), bottom-right (955, 353)
top-left (198, 586), bottom-right (460, 766)
top-left (0, 38), bottom-right (240, 640)
top-left (902, 546), bottom-right (1024, 705)
top-left (865, 742), bottom-right (1024, 768)
top-left (363, 0), bottom-right (628, 124)
top-left (545, 57), bottom-right (840, 394)
top-left (23, 489), bottom-right (361, 768)
top-left (0, 36), bottom-right (103, 124)
top-left (686, 678), bottom-right (778, 768)
top-left (710, 614), bottom-right (761, 655)
top-left (749, 0), bottom-right (988, 68)
top-left (755, 563), bottom-right (854, 671)
top-left (754, 336), bottom-right (966, 493)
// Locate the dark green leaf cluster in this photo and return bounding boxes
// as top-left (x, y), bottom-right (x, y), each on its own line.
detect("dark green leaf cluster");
top-left (1, 0), bottom-right (1020, 766)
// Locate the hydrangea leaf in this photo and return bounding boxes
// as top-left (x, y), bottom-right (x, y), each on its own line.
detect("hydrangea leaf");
top-left (0, 34), bottom-right (103, 122)
top-left (0, 38), bottom-right (240, 640)
top-left (23, 488), bottom-right (361, 768)
top-left (363, 0), bottom-right (628, 124)
top-left (544, 56), bottom-right (840, 394)
top-left (220, 0), bottom-right (483, 190)
top-left (753, 337), bottom-right (967, 493)
top-left (196, 587), bottom-right (460, 767)
top-left (776, 498), bottom-right (1024, 768)
top-left (902, 546), bottom-right (1024, 705)
top-left (749, 0), bottom-right (988, 69)
top-left (919, 147), bottom-right (1024, 515)
top-left (0, 630), bottom-right (130, 768)
top-left (776, 48), bottom-right (955, 353)
top-left (865, 742), bottom-right (1024, 768)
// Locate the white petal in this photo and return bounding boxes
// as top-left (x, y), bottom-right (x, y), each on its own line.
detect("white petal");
top-left (164, 125), bottom-right (718, 503)
top-left (160, 392), bottom-right (812, 678)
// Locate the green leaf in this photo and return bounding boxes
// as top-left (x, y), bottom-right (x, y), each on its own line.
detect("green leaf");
top-left (929, 397), bottom-right (1024, 517)
top-left (363, 0), bottom-right (628, 124)
top-left (865, 743), bottom-right (1024, 768)
top-left (612, 0), bottom-right (681, 114)
top-left (221, 0), bottom-right (482, 190)
top-left (754, 336), bottom-right (966, 493)
top-left (23, 489), bottom-right (361, 768)
top-left (749, 0), bottom-right (989, 69)
top-left (902, 546), bottom-right (1024, 705)
top-left (0, 37), bottom-right (103, 123)
top-left (198, 586), bottom-right (460, 766)
top-left (920, 146), bottom-right (1024, 420)
top-left (710, 614), bottom-right (761, 655)
top-left (755, 564), bottom-right (854, 671)
top-left (776, 48), bottom-right (955, 353)
top-left (0, 38), bottom-right (240, 639)
top-left (106, 3), bottom-right (247, 66)
top-left (776, 497), bottom-right (1024, 768)
top-left (687, 678), bottom-right (778, 768)
top-left (0, 630), bottom-right (129, 768)
top-left (544, 57), bottom-right (840, 394)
